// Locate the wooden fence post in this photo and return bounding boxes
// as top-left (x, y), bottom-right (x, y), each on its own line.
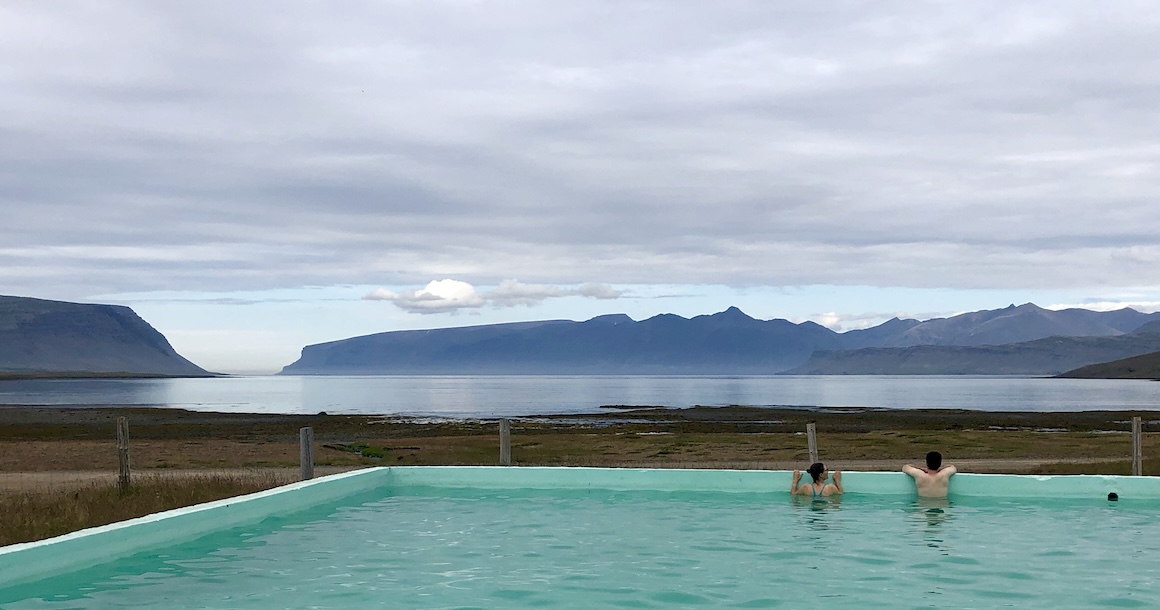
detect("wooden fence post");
top-left (300, 427), bottom-right (315, 481)
top-left (806, 422), bottom-right (818, 464)
top-left (1132, 416), bottom-right (1143, 476)
top-left (499, 419), bottom-right (512, 466)
top-left (116, 416), bottom-right (130, 490)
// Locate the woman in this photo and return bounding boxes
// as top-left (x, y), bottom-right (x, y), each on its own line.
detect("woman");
top-left (792, 462), bottom-right (843, 498)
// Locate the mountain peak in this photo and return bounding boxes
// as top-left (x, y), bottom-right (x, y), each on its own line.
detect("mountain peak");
top-left (715, 306), bottom-right (753, 319)
top-left (694, 306), bottom-right (759, 326)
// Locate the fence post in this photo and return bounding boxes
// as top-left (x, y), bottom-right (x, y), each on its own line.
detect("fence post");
top-left (1132, 416), bottom-right (1143, 476)
top-left (116, 416), bottom-right (130, 490)
top-left (300, 427), bottom-right (315, 481)
top-left (806, 422), bottom-right (818, 464)
top-left (499, 419), bottom-right (512, 466)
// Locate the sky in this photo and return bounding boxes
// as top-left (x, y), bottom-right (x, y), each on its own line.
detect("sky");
top-left (3, 1), bottom-right (1160, 374)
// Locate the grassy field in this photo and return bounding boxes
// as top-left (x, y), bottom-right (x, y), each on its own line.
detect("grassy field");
top-left (0, 472), bottom-right (294, 546)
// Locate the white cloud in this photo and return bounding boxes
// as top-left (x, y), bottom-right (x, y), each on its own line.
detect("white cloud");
top-left (364, 279), bottom-right (485, 313)
top-left (365, 279), bottom-right (623, 313)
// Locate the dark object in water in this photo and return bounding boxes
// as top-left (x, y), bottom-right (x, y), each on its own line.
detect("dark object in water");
top-left (1107, 492), bottom-right (1119, 501)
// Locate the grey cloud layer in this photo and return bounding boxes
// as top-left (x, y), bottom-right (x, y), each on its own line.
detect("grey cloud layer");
top-left (2, 1), bottom-right (1159, 298)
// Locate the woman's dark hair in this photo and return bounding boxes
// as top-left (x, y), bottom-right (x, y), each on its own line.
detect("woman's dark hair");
top-left (807, 462), bottom-right (826, 483)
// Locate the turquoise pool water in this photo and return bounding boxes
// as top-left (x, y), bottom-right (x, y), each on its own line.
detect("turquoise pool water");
top-left (4, 486), bottom-right (1160, 608)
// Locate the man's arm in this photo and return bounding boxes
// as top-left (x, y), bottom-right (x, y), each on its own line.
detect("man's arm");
top-left (938, 465), bottom-right (957, 479)
top-left (902, 464), bottom-right (923, 478)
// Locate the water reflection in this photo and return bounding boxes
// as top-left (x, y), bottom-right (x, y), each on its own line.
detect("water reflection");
top-left (908, 497), bottom-right (953, 553)
top-left (791, 495), bottom-right (842, 532)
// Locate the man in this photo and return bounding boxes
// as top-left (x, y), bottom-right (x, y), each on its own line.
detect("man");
top-left (903, 451), bottom-right (956, 498)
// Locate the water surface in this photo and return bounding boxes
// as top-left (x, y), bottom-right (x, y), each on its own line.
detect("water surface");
top-left (1, 375), bottom-right (1158, 417)
top-left (4, 488), bottom-right (1158, 608)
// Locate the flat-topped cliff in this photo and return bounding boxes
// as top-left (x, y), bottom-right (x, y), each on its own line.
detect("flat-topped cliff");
top-left (0, 295), bottom-right (212, 377)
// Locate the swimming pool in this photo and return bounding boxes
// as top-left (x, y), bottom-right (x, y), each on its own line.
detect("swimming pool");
top-left (3, 468), bottom-right (1159, 608)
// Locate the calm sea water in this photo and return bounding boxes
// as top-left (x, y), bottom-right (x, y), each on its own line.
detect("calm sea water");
top-left (1, 375), bottom-right (1159, 418)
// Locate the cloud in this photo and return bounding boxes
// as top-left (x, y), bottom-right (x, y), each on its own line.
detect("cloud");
top-left (365, 279), bottom-right (623, 313)
top-left (365, 279), bottom-right (485, 313)
top-left (3, 3), bottom-right (1160, 301)
top-left (488, 279), bottom-right (567, 307)
top-left (577, 283), bottom-right (623, 299)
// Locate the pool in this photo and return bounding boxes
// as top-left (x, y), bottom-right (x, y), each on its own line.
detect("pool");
top-left (3, 468), bottom-right (1160, 608)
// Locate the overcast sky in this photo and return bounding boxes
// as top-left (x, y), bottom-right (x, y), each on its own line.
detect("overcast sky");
top-left (3, 2), bottom-right (1160, 373)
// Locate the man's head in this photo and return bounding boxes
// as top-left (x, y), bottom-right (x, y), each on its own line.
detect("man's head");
top-left (926, 451), bottom-right (942, 470)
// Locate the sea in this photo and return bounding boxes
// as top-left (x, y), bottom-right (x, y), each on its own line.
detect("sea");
top-left (1, 375), bottom-right (1159, 419)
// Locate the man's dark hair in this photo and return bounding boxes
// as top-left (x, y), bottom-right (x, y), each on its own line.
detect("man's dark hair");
top-left (926, 451), bottom-right (942, 470)
top-left (807, 462), bottom-right (826, 483)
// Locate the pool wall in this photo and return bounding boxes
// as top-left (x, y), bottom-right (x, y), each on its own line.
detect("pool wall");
top-left (1, 466), bottom-right (1152, 589)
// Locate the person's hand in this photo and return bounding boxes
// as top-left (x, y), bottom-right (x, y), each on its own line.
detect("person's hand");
top-left (833, 471), bottom-right (842, 484)
top-left (792, 470), bottom-right (802, 482)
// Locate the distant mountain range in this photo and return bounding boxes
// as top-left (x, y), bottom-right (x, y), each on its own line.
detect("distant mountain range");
top-left (281, 303), bottom-right (1160, 376)
top-left (786, 329), bottom-right (1160, 375)
top-left (6, 293), bottom-right (1155, 378)
top-left (0, 295), bottom-right (212, 378)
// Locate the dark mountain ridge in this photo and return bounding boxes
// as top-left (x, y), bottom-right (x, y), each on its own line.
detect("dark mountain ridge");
top-left (0, 295), bottom-right (212, 377)
top-left (282, 307), bottom-right (844, 375)
top-left (281, 303), bottom-right (1160, 375)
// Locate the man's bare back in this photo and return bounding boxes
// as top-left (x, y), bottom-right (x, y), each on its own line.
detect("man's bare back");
top-left (904, 451), bottom-right (956, 498)
top-left (903, 464), bottom-right (957, 498)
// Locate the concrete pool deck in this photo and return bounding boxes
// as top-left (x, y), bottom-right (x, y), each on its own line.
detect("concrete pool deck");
top-left (2, 466), bottom-right (1155, 589)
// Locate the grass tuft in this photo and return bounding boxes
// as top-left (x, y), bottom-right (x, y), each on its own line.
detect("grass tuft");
top-left (0, 471), bottom-right (293, 547)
